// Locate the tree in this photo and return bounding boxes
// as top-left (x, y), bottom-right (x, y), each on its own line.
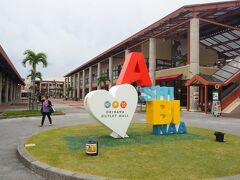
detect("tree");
top-left (27, 69), bottom-right (43, 81)
top-left (97, 76), bottom-right (110, 90)
top-left (66, 86), bottom-right (73, 96)
top-left (22, 50), bottom-right (47, 94)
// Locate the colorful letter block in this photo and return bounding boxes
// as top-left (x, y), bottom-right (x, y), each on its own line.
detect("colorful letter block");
top-left (152, 122), bottom-right (187, 135)
top-left (116, 53), bottom-right (152, 86)
top-left (139, 86), bottom-right (174, 101)
top-left (146, 100), bottom-right (180, 125)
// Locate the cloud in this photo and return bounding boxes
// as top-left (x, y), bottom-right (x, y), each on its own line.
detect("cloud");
top-left (0, 0), bottom-right (229, 78)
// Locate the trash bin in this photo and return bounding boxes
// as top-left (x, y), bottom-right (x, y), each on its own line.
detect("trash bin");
top-left (214, 132), bottom-right (224, 142)
top-left (85, 140), bottom-right (98, 156)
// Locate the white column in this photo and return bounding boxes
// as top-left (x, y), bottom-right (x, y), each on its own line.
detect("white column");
top-left (14, 83), bottom-right (17, 100)
top-left (15, 84), bottom-right (18, 99)
top-left (97, 62), bottom-right (101, 89)
top-left (77, 72), bottom-right (80, 99)
top-left (108, 57), bottom-right (113, 89)
top-left (55, 81), bottom-right (57, 97)
top-left (0, 72), bottom-right (2, 104)
top-left (125, 49), bottom-right (130, 60)
top-left (39, 81), bottom-right (42, 93)
top-left (70, 76), bottom-right (73, 98)
top-left (18, 85), bottom-right (21, 99)
top-left (73, 75), bottom-right (76, 99)
top-left (12, 82), bottom-right (15, 100)
top-left (89, 66), bottom-right (92, 92)
top-left (9, 80), bottom-right (13, 101)
top-left (64, 78), bottom-right (66, 97)
top-left (15, 83), bottom-right (18, 100)
top-left (189, 18), bottom-right (200, 111)
top-left (66, 77), bottom-right (69, 98)
top-left (5, 77), bottom-right (9, 103)
top-left (67, 77), bottom-right (69, 97)
top-left (149, 38), bottom-right (156, 86)
top-left (47, 82), bottom-right (50, 95)
top-left (82, 70), bottom-right (85, 99)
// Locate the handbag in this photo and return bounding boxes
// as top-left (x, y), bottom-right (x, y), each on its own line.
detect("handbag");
top-left (50, 107), bottom-right (55, 113)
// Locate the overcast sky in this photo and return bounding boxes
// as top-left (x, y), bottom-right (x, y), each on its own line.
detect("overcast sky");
top-left (0, 0), bottom-right (229, 79)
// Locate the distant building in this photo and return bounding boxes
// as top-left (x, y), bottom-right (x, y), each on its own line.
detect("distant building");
top-left (22, 77), bottom-right (64, 98)
top-left (0, 45), bottom-right (25, 104)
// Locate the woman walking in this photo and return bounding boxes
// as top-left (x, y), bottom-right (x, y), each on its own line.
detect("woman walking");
top-left (39, 95), bottom-right (53, 127)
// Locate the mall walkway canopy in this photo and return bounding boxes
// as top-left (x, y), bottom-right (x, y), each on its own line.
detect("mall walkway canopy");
top-left (156, 74), bottom-right (182, 82)
top-left (186, 56), bottom-right (240, 113)
top-left (186, 56), bottom-right (240, 86)
top-left (0, 46), bottom-right (25, 85)
top-left (65, 0), bottom-right (240, 77)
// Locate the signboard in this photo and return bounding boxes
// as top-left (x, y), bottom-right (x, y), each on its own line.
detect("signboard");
top-left (84, 52), bottom-right (187, 138)
top-left (212, 91), bottom-right (219, 101)
top-left (212, 100), bottom-right (221, 117)
top-left (193, 91), bottom-right (199, 102)
top-left (84, 84), bottom-right (138, 138)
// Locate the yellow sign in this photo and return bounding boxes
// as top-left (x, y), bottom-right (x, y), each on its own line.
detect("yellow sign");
top-left (146, 100), bottom-right (180, 125)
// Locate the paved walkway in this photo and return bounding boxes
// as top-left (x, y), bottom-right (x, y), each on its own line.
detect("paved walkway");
top-left (0, 111), bottom-right (240, 180)
top-left (51, 98), bottom-right (83, 106)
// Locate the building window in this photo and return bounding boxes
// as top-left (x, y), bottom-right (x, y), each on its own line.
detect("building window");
top-left (75, 75), bottom-right (78, 85)
top-left (156, 59), bottom-right (173, 70)
top-left (79, 77), bottom-right (83, 85)
top-left (85, 77), bottom-right (89, 84)
top-left (101, 69), bottom-right (109, 78)
top-left (146, 58), bottom-right (174, 71)
top-left (92, 73), bottom-right (97, 82)
top-left (113, 65), bottom-right (122, 79)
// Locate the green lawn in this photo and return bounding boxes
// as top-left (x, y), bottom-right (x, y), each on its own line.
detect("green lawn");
top-left (25, 124), bottom-right (240, 180)
top-left (0, 110), bottom-right (64, 118)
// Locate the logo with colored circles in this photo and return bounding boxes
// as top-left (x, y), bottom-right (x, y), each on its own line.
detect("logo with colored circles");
top-left (120, 101), bottom-right (127, 108)
top-left (112, 101), bottom-right (119, 108)
top-left (104, 101), bottom-right (111, 108)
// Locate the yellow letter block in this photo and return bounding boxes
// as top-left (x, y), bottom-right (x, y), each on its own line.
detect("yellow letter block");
top-left (171, 100), bottom-right (180, 124)
top-left (146, 100), bottom-right (180, 125)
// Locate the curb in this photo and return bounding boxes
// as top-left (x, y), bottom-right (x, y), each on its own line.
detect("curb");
top-left (17, 137), bottom-right (109, 180)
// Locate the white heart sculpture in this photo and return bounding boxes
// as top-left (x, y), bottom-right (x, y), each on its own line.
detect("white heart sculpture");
top-left (84, 84), bottom-right (138, 138)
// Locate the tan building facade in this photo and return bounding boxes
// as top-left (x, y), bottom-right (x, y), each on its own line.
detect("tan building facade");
top-left (23, 77), bottom-right (64, 98)
top-left (65, 1), bottom-right (240, 112)
top-left (0, 46), bottom-right (24, 105)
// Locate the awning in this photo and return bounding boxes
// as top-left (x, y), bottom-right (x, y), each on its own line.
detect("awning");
top-left (156, 74), bottom-right (182, 82)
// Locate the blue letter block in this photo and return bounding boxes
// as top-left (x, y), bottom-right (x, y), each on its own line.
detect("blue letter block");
top-left (177, 122), bottom-right (187, 134)
top-left (153, 125), bottom-right (168, 135)
top-left (167, 124), bottom-right (177, 134)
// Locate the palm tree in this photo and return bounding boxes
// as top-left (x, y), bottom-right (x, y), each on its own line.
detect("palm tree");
top-left (22, 50), bottom-right (47, 94)
top-left (27, 69), bottom-right (43, 81)
top-left (97, 76), bottom-right (110, 90)
top-left (27, 69), bottom-right (42, 92)
top-left (67, 86), bottom-right (73, 96)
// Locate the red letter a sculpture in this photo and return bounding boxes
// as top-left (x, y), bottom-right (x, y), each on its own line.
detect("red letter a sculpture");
top-left (116, 52), bottom-right (152, 86)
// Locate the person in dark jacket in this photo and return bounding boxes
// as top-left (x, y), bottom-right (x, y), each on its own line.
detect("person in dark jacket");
top-left (39, 95), bottom-right (52, 127)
